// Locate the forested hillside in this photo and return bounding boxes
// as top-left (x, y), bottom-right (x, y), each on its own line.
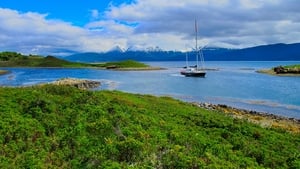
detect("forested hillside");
top-left (0, 52), bottom-right (151, 69)
top-left (0, 51), bottom-right (89, 67)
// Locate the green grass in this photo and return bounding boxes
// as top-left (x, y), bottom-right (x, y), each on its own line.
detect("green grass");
top-left (99, 60), bottom-right (149, 68)
top-left (0, 51), bottom-right (150, 69)
top-left (0, 54), bottom-right (90, 67)
top-left (0, 85), bottom-right (299, 168)
top-left (284, 64), bottom-right (300, 69)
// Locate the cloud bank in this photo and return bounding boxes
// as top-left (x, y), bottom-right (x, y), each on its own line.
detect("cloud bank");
top-left (1, 0), bottom-right (300, 55)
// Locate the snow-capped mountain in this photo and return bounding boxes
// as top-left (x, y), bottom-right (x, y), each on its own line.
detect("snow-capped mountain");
top-left (126, 45), bottom-right (163, 52)
top-left (108, 45), bottom-right (126, 53)
top-left (62, 43), bottom-right (300, 62)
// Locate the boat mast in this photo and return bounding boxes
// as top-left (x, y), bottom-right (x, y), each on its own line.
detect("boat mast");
top-left (195, 20), bottom-right (199, 69)
top-left (185, 52), bottom-right (188, 68)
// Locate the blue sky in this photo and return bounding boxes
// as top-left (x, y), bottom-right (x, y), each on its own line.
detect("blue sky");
top-left (0, 0), bottom-right (300, 56)
top-left (0, 0), bottom-right (129, 26)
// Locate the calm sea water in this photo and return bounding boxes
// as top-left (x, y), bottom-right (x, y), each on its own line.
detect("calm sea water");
top-left (1, 61), bottom-right (300, 118)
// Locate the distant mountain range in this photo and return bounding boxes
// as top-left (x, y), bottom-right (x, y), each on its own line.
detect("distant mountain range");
top-left (61, 43), bottom-right (300, 62)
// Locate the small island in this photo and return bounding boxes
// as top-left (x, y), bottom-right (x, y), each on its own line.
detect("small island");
top-left (257, 64), bottom-right (300, 76)
top-left (0, 70), bottom-right (10, 75)
top-left (98, 59), bottom-right (162, 71)
top-left (0, 51), bottom-right (161, 70)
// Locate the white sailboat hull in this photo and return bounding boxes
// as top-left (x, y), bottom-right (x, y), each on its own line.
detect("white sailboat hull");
top-left (180, 67), bottom-right (206, 77)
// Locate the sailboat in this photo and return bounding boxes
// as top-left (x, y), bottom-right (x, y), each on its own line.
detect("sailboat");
top-left (180, 20), bottom-right (206, 77)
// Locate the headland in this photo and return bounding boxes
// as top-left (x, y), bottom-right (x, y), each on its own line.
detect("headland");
top-left (257, 64), bottom-right (300, 76)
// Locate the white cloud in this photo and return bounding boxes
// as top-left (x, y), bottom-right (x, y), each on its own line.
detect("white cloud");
top-left (105, 0), bottom-right (300, 49)
top-left (89, 9), bottom-right (100, 20)
top-left (0, 8), bottom-right (84, 54)
top-left (1, 0), bottom-right (300, 55)
top-left (86, 20), bottom-right (134, 35)
top-left (0, 8), bottom-right (125, 55)
top-left (239, 0), bottom-right (264, 9)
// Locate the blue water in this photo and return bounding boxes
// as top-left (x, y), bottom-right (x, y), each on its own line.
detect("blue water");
top-left (1, 61), bottom-right (300, 119)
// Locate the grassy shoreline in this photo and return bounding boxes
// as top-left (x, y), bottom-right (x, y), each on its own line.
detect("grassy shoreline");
top-left (257, 64), bottom-right (300, 76)
top-left (0, 84), bottom-right (299, 168)
top-left (197, 102), bottom-right (300, 133)
top-left (47, 78), bottom-right (300, 131)
top-left (257, 69), bottom-right (300, 76)
top-left (108, 66), bottom-right (165, 71)
top-left (0, 52), bottom-right (162, 70)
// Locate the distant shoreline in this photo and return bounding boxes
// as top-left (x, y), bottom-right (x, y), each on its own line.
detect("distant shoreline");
top-left (0, 52), bottom-right (163, 70)
top-left (0, 70), bottom-right (10, 75)
top-left (0, 66), bottom-right (164, 70)
top-left (108, 67), bottom-right (165, 71)
top-left (257, 69), bottom-right (300, 76)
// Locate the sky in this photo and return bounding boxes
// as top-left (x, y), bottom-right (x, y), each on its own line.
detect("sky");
top-left (0, 0), bottom-right (300, 56)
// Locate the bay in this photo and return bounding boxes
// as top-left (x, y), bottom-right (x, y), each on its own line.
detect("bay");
top-left (1, 61), bottom-right (300, 118)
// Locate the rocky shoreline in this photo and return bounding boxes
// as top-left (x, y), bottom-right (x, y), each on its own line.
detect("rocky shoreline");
top-left (50, 78), bottom-right (101, 89)
top-left (273, 66), bottom-right (300, 74)
top-left (257, 66), bottom-right (300, 76)
top-left (196, 102), bottom-right (300, 133)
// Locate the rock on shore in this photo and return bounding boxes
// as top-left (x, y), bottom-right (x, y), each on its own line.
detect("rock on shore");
top-left (51, 78), bottom-right (100, 89)
top-left (257, 66), bottom-right (300, 76)
top-left (196, 102), bottom-right (300, 133)
top-left (274, 66), bottom-right (300, 74)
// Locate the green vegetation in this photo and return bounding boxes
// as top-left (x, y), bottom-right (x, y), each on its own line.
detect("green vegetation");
top-left (283, 64), bottom-right (300, 69)
top-left (0, 52), bottom-right (90, 67)
top-left (0, 70), bottom-right (9, 75)
top-left (273, 64), bottom-right (300, 74)
top-left (0, 51), bottom-right (152, 69)
top-left (0, 51), bottom-right (23, 60)
top-left (99, 60), bottom-right (149, 69)
top-left (257, 64), bottom-right (300, 76)
top-left (0, 85), bottom-right (299, 168)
